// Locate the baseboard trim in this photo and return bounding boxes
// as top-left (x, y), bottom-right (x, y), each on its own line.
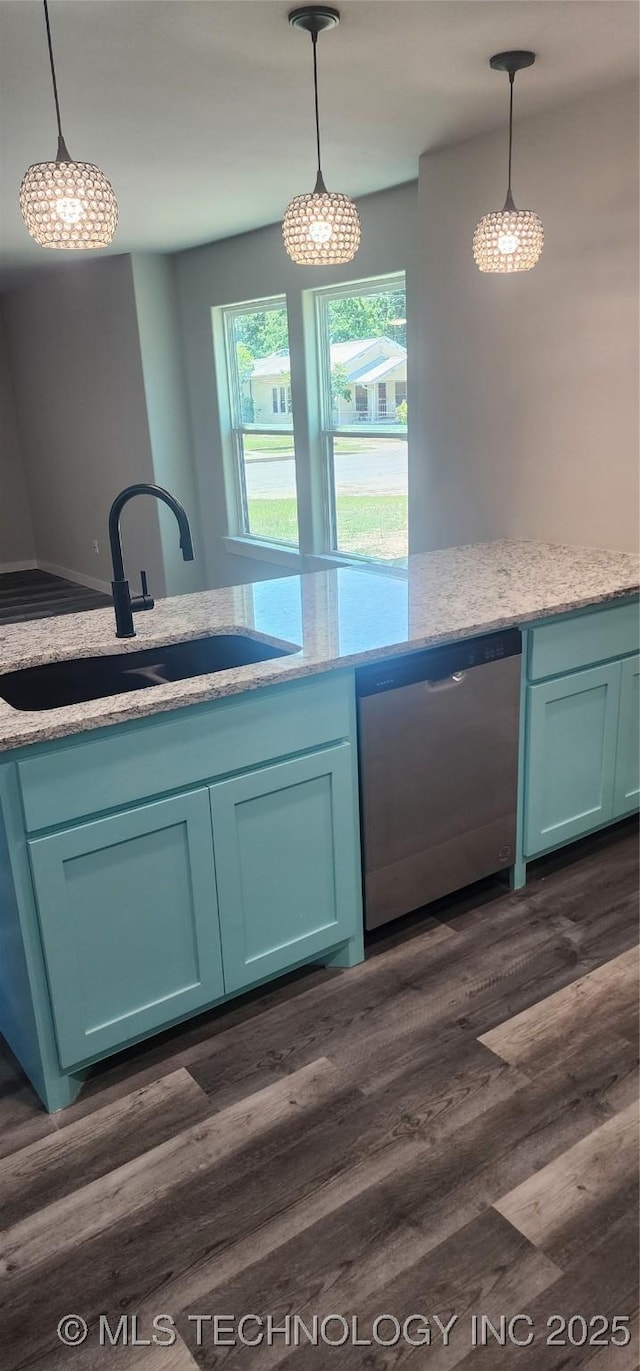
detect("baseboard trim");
top-left (0, 559), bottom-right (38, 573)
top-left (36, 560), bottom-right (111, 596)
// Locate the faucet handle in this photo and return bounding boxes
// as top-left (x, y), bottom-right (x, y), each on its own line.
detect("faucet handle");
top-left (130, 570), bottom-right (154, 613)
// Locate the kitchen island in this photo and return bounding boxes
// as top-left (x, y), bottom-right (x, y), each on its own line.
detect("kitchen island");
top-left (0, 540), bottom-right (637, 1110)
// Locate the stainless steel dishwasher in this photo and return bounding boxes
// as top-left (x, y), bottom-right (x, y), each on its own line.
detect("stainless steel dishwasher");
top-left (356, 629), bottom-right (521, 929)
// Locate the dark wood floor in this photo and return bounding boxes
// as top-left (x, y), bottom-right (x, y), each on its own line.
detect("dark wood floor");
top-left (0, 822), bottom-right (638, 1370)
top-left (0, 569), bottom-right (110, 623)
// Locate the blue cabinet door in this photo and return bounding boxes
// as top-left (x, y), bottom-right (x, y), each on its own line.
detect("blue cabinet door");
top-left (613, 654), bottom-right (640, 818)
top-left (524, 662), bottom-right (622, 857)
top-left (210, 745), bottom-right (362, 993)
top-left (29, 790), bottom-right (223, 1069)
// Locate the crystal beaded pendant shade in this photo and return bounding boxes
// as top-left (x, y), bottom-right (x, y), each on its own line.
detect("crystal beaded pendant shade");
top-left (20, 1), bottom-right (118, 250)
top-left (282, 7), bottom-right (360, 266)
top-left (282, 172), bottom-right (361, 266)
top-left (473, 52), bottom-right (543, 274)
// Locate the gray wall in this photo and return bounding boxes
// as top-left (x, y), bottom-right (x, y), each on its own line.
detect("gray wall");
top-left (4, 255), bottom-right (166, 594)
top-left (413, 82), bottom-right (639, 555)
top-left (0, 303), bottom-right (34, 568)
top-left (131, 253), bottom-right (205, 595)
top-left (175, 182), bottom-right (418, 588)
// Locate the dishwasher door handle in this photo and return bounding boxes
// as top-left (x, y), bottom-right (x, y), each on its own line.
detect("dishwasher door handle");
top-left (425, 671), bottom-right (466, 691)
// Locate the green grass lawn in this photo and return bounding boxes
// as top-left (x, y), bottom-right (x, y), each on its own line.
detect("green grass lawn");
top-left (247, 496), bottom-right (407, 563)
top-left (243, 435), bottom-right (393, 456)
top-left (244, 435), bottom-right (295, 453)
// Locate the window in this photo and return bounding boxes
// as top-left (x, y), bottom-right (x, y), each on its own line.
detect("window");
top-left (223, 298), bottom-right (299, 547)
top-left (219, 274), bottom-right (408, 567)
top-left (315, 275), bottom-right (407, 566)
top-left (270, 386), bottom-right (290, 415)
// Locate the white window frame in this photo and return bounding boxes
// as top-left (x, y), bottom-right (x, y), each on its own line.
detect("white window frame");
top-left (222, 296), bottom-right (298, 549)
top-left (313, 273), bottom-right (407, 563)
top-left (217, 274), bottom-right (408, 572)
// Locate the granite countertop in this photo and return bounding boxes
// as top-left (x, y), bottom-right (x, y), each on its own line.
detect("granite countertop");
top-left (0, 540), bottom-right (637, 753)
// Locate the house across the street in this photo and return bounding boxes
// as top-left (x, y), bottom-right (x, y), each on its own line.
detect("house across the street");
top-left (247, 337), bottom-right (407, 426)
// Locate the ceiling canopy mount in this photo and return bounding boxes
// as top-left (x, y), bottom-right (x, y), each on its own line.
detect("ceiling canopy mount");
top-left (489, 50), bottom-right (536, 75)
top-left (288, 7), bottom-right (340, 36)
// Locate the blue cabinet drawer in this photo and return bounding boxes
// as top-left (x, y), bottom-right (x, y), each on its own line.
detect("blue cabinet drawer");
top-left (17, 671), bottom-right (353, 833)
top-left (528, 600), bottom-right (638, 682)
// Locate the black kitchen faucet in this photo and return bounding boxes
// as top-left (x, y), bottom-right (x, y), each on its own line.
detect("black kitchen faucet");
top-left (108, 483), bottom-right (194, 638)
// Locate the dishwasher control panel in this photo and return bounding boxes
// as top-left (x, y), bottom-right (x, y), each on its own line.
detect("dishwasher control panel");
top-left (355, 627), bottom-right (522, 697)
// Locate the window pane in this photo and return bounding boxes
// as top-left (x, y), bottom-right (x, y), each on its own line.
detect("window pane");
top-left (318, 276), bottom-right (408, 564)
top-left (325, 284), bottom-right (407, 428)
top-left (229, 304), bottom-right (290, 426)
top-left (241, 433), bottom-right (299, 545)
top-left (225, 299), bottom-right (300, 545)
top-left (331, 435), bottom-right (408, 565)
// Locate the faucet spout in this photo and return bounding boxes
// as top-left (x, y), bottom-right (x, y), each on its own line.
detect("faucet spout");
top-left (176, 510), bottom-right (194, 563)
top-left (108, 483), bottom-right (195, 639)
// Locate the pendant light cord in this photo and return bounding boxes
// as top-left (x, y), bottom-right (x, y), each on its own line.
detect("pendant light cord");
top-left (507, 72), bottom-right (514, 194)
top-left (504, 70), bottom-right (516, 211)
top-left (311, 29), bottom-right (326, 193)
top-left (43, 0), bottom-right (70, 161)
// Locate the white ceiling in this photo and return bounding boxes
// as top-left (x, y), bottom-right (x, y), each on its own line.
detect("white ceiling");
top-left (0, 0), bottom-right (637, 273)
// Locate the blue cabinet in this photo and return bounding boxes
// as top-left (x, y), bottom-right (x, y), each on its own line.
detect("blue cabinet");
top-left (524, 662), bottom-right (622, 857)
top-left (0, 671), bottom-right (364, 1109)
top-left (28, 790), bottom-right (224, 1069)
top-left (518, 600), bottom-right (639, 874)
top-left (211, 744), bottom-right (361, 993)
top-left (614, 654), bottom-right (640, 818)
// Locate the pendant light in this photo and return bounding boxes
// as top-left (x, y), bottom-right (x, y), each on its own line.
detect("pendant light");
top-left (19, 0), bottom-right (118, 250)
top-left (473, 51), bottom-right (543, 273)
top-left (282, 6), bottom-right (360, 266)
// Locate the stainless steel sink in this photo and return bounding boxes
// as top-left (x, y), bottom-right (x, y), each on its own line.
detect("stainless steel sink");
top-left (0, 634), bottom-right (297, 712)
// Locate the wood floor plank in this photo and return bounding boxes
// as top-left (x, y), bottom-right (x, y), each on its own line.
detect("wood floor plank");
top-left (445, 820), bottom-right (638, 938)
top-left (0, 1045), bottom-right (56, 1160)
top-left (583, 1316), bottom-right (639, 1370)
top-left (190, 900), bottom-right (634, 1103)
top-left (0, 1048), bottom-right (523, 1370)
top-left (0, 1058), bottom-right (340, 1283)
top-left (328, 927), bottom-right (634, 1097)
top-left (0, 1068), bottom-right (210, 1230)
top-left (265, 1210), bottom-right (560, 1371)
top-left (0, 571), bottom-right (109, 624)
top-left (494, 1101), bottom-right (640, 1267)
top-left (479, 948), bottom-right (640, 1071)
top-left (187, 924), bottom-right (456, 1102)
top-left (22, 1329), bottom-right (200, 1371)
top-left (457, 1209), bottom-right (639, 1370)
top-left (176, 1174), bottom-right (484, 1371)
top-left (103, 1016), bottom-right (634, 1355)
top-left (460, 1035), bottom-right (639, 1215)
top-left (133, 1042), bottom-right (525, 1321)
